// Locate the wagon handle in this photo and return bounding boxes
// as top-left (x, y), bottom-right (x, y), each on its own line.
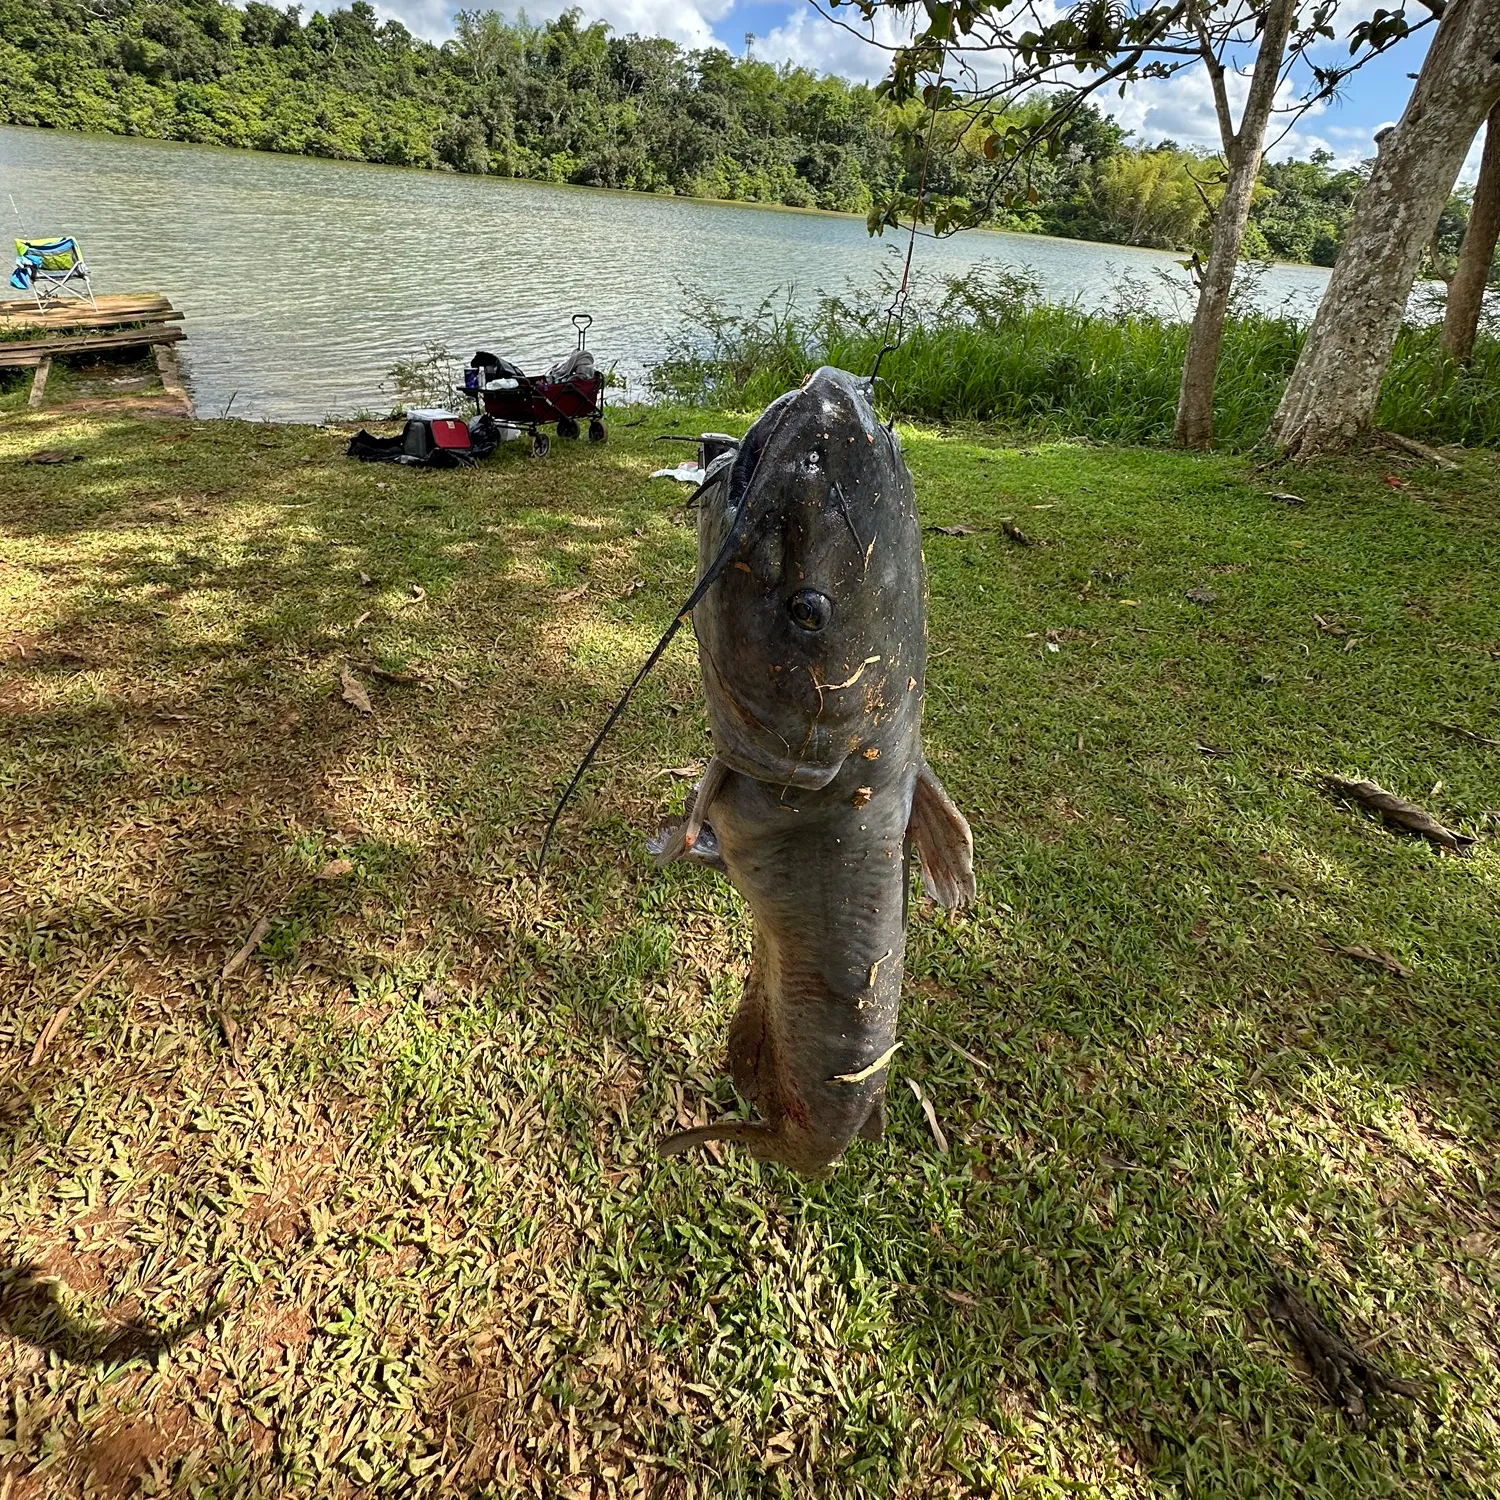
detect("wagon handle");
top-left (572, 312), bottom-right (592, 351)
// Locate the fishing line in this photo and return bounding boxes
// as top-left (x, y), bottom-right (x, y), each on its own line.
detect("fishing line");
top-left (871, 46), bottom-right (948, 386)
top-left (543, 102), bottom-right (943, 882)
top-left (538, 383), bottom-right (821, 881)
top-left (536, 462), bottom-right (744, 880)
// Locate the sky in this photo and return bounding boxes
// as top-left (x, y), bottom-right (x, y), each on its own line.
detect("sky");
top-left (370, 0), bottom-right (1485, 184)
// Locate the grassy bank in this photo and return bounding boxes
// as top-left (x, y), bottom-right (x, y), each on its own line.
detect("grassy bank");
top-left (2, 406), bottom-right (1499, 1498)
top-left (653, 268), bottom-right (1500, 450)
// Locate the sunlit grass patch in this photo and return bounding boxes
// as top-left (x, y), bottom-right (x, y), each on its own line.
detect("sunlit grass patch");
top-left (1, 405), bottom-right (1498, 1498)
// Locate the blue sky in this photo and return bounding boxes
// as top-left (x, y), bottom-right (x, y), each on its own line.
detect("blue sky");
top-left (372, 0), bottom-right (1484, 182)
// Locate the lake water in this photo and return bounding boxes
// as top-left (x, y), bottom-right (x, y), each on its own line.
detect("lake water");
top-left (2, 125), bottom-right (1333, 421)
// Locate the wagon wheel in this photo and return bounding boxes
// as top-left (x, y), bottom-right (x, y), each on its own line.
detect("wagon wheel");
top-left (531, 432), bottom-right (551, 459)
top-left (588, 418), bottom-right (607, 443)
top-left (557, 417), bottom-right (580, 440)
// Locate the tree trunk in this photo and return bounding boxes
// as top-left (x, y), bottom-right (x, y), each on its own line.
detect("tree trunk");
top-left (1269, 0), bottom-right (1500, 456)
top-left (1173, 0), bottom-right (1297, 448)
top-left (1440, 102), bottom-right (1500, 365)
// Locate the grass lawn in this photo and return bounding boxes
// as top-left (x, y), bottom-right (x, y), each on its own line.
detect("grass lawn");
top-left (1, 403), bottom-right (1498, 1499)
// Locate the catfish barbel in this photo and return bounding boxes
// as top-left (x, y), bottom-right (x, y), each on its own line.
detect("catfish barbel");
top-left (542, 367), bottom-right (974, 1175)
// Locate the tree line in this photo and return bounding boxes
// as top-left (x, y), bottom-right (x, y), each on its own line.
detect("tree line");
top-left (0, 0), bottom-right (1470, 271)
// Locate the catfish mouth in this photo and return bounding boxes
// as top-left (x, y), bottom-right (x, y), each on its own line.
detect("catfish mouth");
top-left (699, 643), bottom-right (846, 790)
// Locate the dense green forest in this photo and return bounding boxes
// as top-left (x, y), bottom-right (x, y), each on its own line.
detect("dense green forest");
top-left (0, 0), bottom-right (1480, 267)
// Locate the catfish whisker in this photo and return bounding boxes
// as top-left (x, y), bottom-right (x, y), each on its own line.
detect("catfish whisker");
top-left (830, 481), bottom-right (865, 555)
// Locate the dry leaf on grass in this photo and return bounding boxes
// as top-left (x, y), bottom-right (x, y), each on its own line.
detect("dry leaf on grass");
top-left (1001, 520), bottom-right (1035, 546)
top-left (927, 524), bottom-right (978, 537)
top-left (397, 584), bottom-right (426, 608)
top-left (357, 663), bottom-right (423, 685)
top-left (619, 578), bottom-right (646, 598)
top-left (1313, 614), bottom-right (1348, 636)
top-left (658, 763), bottom-right (704, 779)
top-left (221, 915), bottom-right (271, 981)
top-left (217, 1009), bottom-right (245, 1065)
top-left (1323, 774), bottom-right (1475, 854)
top-left (946, 1038), bottom-right (991, 1072)
top-left (1330, 942), bottom-right (1412, 978)
top-left (906, 1078), bottom-right (949, 1152)
top-left (1432, 720), bottom-right (1500, 747)
top-left (1269, 491), bottom-right (1305, 506)
top-left (317, 858), bottom-right (354, 881)
top-left (340, 664), bottom-right (372, 714)
top-left (1186, 586), bottom-right (1217, 605)
top-left (761, 1432), bottom-right (797, 1468)
top-left (358, 571), bottom-right (374, 586)
top-left (938, 1287), bottom-right (983, 1308)
top-left (556, 583), bottom-right (589, 604)
top-left (29, 951), bottom-right (125, 1067)
top-left (28, 450), bottom-right (83, 465)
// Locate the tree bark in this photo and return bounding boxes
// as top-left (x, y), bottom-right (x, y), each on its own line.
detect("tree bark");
top-left (1440, 102), bottom-right (1500, 365)
top-left (1269, 0), bottom-right (1500, 456)
top-left (1173, 0), bottom-right (1297, 448)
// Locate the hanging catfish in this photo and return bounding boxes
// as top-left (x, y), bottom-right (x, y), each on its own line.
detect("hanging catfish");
top-left (542, 367), bottom-right (975, 1175)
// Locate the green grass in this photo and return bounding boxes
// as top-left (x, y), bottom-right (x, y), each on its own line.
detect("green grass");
top-left (1, 404), bottom-right (1498, 1498)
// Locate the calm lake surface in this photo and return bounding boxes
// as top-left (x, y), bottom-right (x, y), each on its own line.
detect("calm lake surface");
top-left (2, 125), bottom-right (1333, 421)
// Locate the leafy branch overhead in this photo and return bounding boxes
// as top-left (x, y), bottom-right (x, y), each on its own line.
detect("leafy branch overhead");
top-left (833, 0), bottom-right (1439, 234)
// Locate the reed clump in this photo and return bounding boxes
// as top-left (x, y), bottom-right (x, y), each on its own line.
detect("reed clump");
top-left (651, 263), bottom-right (1500, 450)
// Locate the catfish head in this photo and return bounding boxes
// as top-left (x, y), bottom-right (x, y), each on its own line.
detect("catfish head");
top-left (694, 367), bottom-right (925, 787)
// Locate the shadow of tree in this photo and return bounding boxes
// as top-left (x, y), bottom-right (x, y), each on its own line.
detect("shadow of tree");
top-left (0, 1259), bottom-right (225, 1366)
top-left (1, 413), bottom-right (1497, 1497)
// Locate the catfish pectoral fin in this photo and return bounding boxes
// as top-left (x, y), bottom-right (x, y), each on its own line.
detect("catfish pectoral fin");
top-left (658, 1119), bottom-right (776, 1156)
top-left (910, 759), bottom-right (977, 908)
top-left (647, 756), bottom-right (731, 871)
top-left (647, 819), bottom-right (727, 872)
top-left (684, 754), bottom-right (730, 848)
top-left (646, 820), bottom-right (688, 866)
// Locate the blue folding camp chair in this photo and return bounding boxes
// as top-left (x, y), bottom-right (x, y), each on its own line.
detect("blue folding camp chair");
top-left (9, 237), bottom-right (97, 307)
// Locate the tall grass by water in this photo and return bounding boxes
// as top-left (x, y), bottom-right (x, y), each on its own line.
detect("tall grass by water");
top-left (651, 263), bottom-right (1500, 449)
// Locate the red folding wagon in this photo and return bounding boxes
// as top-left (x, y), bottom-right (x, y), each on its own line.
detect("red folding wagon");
top-left (463, 313), bottom-right (607, 458)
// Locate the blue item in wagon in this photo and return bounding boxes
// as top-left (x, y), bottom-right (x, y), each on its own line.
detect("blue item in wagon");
top-left (464, 351), bottom-right (527, 394)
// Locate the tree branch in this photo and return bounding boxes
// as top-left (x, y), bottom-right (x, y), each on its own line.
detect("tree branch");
top-left (1189, 1), bottom-right (1237, 158)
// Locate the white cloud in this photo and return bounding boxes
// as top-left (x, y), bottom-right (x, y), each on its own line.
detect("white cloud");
top-left (1097, 60), bottom-right (1331, 157)
top-left (756, 2), bottom-right (1393, 168)
top-left (369, 0), bottom-right (731, 48)
top-left (756, 5), bottom-right (910, 81)
top-left (755, 0), bottom-right (1071, 90)
top-left (1455, 125), bottom-right (1487, 188)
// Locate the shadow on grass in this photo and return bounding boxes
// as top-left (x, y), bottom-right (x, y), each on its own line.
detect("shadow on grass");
top-left (1, 411), bottom-right (1497, 1497)
top-left (0, 1259), bottom-right (225, 1366)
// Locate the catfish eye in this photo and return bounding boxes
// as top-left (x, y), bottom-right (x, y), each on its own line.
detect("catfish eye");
top-left (788, 589), bottom-right (832, 633)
